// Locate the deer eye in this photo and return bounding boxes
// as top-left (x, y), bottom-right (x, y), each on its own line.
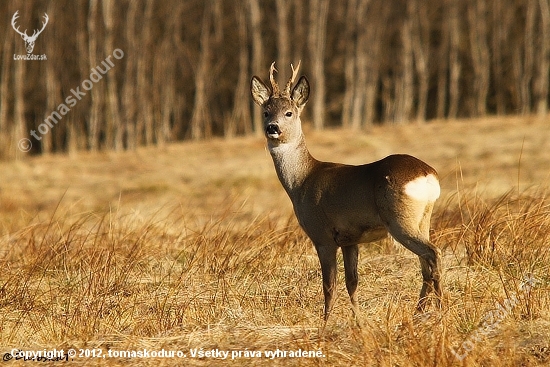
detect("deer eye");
top-left (263, 111), bottom-right (269, 118)
top-left (285, 111), bottom-right (293, 117)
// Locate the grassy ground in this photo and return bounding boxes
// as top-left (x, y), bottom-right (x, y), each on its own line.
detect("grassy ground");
top-left (0, 116), bottom-right (549, 366)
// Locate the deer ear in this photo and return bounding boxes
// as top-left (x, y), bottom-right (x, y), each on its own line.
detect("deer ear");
top-left (251, 76), bottom-right (271, 106)
top-left (291, 76), bottom-right (309, 107)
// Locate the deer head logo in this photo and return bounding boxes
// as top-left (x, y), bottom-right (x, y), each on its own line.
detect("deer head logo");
top-left (11, 11), bottom-right (48, 54)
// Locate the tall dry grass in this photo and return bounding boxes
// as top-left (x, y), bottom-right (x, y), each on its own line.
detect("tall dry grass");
top-left (0, 187), bottom-right (548, 366)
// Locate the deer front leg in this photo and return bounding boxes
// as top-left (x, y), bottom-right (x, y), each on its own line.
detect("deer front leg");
top-left (315, 243), bottom-right (337, 321)
top-left (342, 244), bottom-right (359, 316)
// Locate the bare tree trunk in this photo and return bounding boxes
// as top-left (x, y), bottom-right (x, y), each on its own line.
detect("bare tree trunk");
top-left (159, 89), bottom-right (173, 146)
top-left (381, 75), bottom-right (394, 122)
top-left (102, 0), bottom-right (122, 150)
top-left (363, 49), bottom-right (381, 126)
top-left (292, 0), bottom-right (306, 64)
top-left (448, 0), bottom-right (461, 119)
top-left (395, 16), bottom-right (414, 124)
top-left (520, 0), bottom-right (536, 114)
top-left (44, 54), bottom-right (59, 154)
top-left (309, 0), bottom-right (330, 129)
top-left (342, 0), bottom-right (366, 127)
top-left (228, 0), bottom-right (252, 138)
top-left (467, 0), bottom-right (490, 116)
top-left (123, 0), bottom-right (138, 150)
top-left (159, 4), bottom-right (183, 146)
top-left (409, 0), bottom-right (429, 122)
top-left (491, 0), bottom-right (507, 115)
top-left (351, 0), bottom-right (372, 129)
top-left (138, 0), bottom-right (154, 145)
top-left (342, 0), bottom-right (359, 128)
top-left (153, 34), bottom-right (174, 146)
top-left (172, 6), bottom-right (189, 142)
top-left (73, 2), bottom-right (89, 153)
top-left (512, 46), bottom-right (524, 112)
top-left (190, 0), bottom-right (214, 140)
top-left (0, 27), bottom-right (13, 158)
top-left (14, 57), bottom-right (26, 158)
top-left (64, 118), bottom-right (78, 155)
top-left (363, 2), bottom-right (386, 126)
top-left (436, 1), bottom-right (449, 119)
top-left (343, 0), bottom-right (373, 129)
top-left (40, 2), bottom-right (60, 154)
top-left (87, 0), bottom-right (101, 151)
top-left (535, 0), bottom-right (550, 116)
top-left (210, 0), bottom-right (225, 135)
top-left (275, 0), bottom-right (290, 72)
top-left (248, 0), bottom-right (264, 135)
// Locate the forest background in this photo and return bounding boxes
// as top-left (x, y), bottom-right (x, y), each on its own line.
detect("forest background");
top-left (0, 0), bottom-right (548, 159)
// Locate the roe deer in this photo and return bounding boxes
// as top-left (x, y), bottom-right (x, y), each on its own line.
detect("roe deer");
top-left (250, 62), bottom-right (442, 320)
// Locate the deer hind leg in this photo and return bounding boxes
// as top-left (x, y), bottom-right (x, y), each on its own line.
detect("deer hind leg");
top-left (383, 202), bottom-right (442, 311)
top-left (418, 256), bottom-right (440, 311)
top-left (418, 201), bottom-right (442, 309)
top-left (342, 244), bottom-right (359, 316)
top-left (391, 230), bottom-right (441, 311)
top-left (315, 243), bottom-right (338, 321)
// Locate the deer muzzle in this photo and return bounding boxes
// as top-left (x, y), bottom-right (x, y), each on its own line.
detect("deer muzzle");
top-left (266, 123), bottom-right (281, 139)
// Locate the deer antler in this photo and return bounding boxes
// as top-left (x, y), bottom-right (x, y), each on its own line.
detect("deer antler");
top-left (269, 61), bottom-right (302, 97)
top-left (269, 62), bottom-right (281, 96)
top-left (284, 60), bottom-right (301, 96)
top-left (11, 11), bottom-right (28, 38)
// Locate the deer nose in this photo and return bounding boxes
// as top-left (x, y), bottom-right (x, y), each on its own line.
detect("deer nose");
top-left (266, 123), bottom-right (281, 138)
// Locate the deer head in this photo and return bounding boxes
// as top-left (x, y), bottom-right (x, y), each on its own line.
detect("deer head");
top-left (12, 11), bottom-right (49, 54)
top-left (251, 62), bottom-right (310, 145)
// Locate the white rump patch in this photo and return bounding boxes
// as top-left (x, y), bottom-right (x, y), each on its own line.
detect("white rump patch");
top-left (404, 174), bottom-right (440, 202)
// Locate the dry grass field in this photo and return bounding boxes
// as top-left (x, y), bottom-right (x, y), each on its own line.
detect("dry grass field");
top-left (0, 116), bottom-right (549, 366)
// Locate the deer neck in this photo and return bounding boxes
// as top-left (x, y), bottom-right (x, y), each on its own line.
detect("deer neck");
top-left (268, 132), bottom-right (316, 195)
